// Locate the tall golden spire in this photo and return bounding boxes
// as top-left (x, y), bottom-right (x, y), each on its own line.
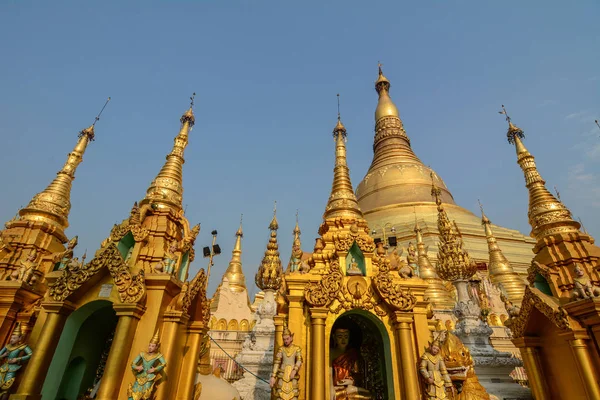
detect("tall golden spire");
top-left (479, 201), bottom-right (526, 305)
top-left (415, 218), bottom-right (456, 308)
top-left (255, 203), bottom-right (283, 291)
top-left (323, 95), bottom-right (363, 220)
top-left (18, 98), bottom-right (110, 231)
top-left (141, 94), bottom-right (196, 211)
top-left (432, 177), bottom-right (477, 281)
top-left (222, 215), bottom-right (247, 293)
top-left (287, 210), bottom-right (304, 272)
top-left (501, 105), bottom-right (580, 239)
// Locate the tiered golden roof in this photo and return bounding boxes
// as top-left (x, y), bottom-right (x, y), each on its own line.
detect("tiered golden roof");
top-left (141, 101), bottom-right (195, 212)
top-left (479, 202), bottom-right (526, 305)
top-left (503, 108), bottom-right (580, 239)
top-left (432, 180), bottom-right (476, 281)
top-left (415, 219), bottom-right (455, 308)
top-left (221, 219), bottom-right (247, 293)
top-left (17, 124), bottom-right (97, 232)
top-left (323, 112), bottom-right (363, 220)
top-left (255, 206), bottom-right (283, 291)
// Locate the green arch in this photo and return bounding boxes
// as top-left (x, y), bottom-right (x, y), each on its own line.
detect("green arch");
top-left (331, 309), bottom-right (395, 399)
top-left (346, 242), bottom-right (366, 276)
top-left (42, 300), bottom-right (117, 400)
top-left (533, 273), bottom-right (552, 296)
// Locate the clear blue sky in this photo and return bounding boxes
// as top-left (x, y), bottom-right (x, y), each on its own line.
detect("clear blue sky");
top-left (1, 1), bottom-right (598, 298)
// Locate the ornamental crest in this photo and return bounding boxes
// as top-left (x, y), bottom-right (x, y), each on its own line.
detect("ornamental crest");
top-left (304, 259), bottom-right (344, 307)
top-left (371, 245), bottom-right (417, 311)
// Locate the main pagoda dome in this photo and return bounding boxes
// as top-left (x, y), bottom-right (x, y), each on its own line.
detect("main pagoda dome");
top-left (356, 66), bottom-right (535, 272)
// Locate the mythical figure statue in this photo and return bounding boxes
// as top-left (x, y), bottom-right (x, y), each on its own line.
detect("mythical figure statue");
top-left (56, 236), bottom-right (78, 270)
top-left (0, 323), bottom-right (32, 400)
top-left (389, 248), bottom-right (401, 271)
top-left (288, 238), bottom-right (303, 273)
top-left (419, 338), bottom-right (454, 400)
top-left (330, 328), bottom-right (372, 399)
top-left (270, 325), bottom-right (303, 400)
top-left (10, 249), bottom-right (39, 286)
top-left (154, 241), bottom-right (179, 275)
top-left (407, 242), bottom-right (419, 276)
top-left (572, 265), bottom-right (600, 300)
top-left (127, 330), bottom-right (166, 400)
top-left (397, 259), bottom-right (414, 279)
top-left (347, 257), bottom-right (362, 276)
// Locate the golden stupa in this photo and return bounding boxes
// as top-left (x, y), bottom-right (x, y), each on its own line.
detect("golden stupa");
top-left (356, 66), bottom-right (536, 277)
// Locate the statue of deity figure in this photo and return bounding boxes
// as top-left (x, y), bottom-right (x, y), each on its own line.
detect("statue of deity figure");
top-left (330, 328), bottom-right (372, 399)
top-left (419, 339), bottom-right (454, 400)
top-left (57, 236), bottom-right (78, 270)
top-left (270, 325), bottom-right (303, 400)
top-left (288, 240), bottom-right (303, 273)
top-left (406, 242), bottom-right (419, 277)
top-left (127, 330), bottom-right (166, 400)
top-left (347, 257), bottom-right (362, 276)
top-left (10, 249), bottom-right (39, 286)
top-left (154, 241), bottom-right (179, 275)
top-left (0, 323), bottom-right (32, 400)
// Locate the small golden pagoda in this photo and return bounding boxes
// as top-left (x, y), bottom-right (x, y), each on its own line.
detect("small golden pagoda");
top-left (500, 108), bottom-right (600, 399)
top-left (7, 99), bottom-right (212, 400)
top-left (278, 108), bottom-right (433, 400)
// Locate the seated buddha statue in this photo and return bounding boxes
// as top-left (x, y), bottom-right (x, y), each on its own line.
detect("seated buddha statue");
top-left (330, 328), bottom-right (372, 400)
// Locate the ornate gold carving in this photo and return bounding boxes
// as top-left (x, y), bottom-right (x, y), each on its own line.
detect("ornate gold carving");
top-left (371, 244), bottom-right (417, 311)
top-left (330, 276), bottom-right (386, 316)
top-left (49, 243), bottom-right (145, 303)
top-left (504, 286), bottom-right (571, 338)
top-left (332, 223), bottom-right (375, 254)
top-left (304, 259), bottom-right (344, 307)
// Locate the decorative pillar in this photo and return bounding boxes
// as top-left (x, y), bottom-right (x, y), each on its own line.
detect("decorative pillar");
top-left (569, 338), bottom-right (600, 399)
top-left (392, 312), bottom-right (420, 399)
top-left (273, 314), bottom-right (285, 356)
top-left (155, 310), bottom-right (189, 399)
top-left (12, 301), bottom-right (75, 400)
top-left (310, 308), bottom-right (328, 400)
top-left (95, 302), bottom-right (146, 400)
top-left (513, 337), bottom-right (550, 400)
top-left (175, 321), bottom-right (207, 400)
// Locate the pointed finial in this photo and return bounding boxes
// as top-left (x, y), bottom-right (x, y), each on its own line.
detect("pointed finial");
top-left (79, 97), bottom-right (111, 141)
top-left (378, 61), bottom-right (383, 75)
top-left (273, 201), bottom-right (277, 216)
top-left (478, 198), bottom-right (484, 214)
top-left (12, 322), bottom-right (22, 337)
top-left (478, 199), bottom-right (490, 224)
top-left (296, 209), bottom-right (299, 224)
top-left (337, 93), bottom-right (341, 121)
top-left (500, 104), bottom-right (525, 144)
top-left (150, 329), bottom-right (160, 345)
top-left (92, 97), bottom-right (111, 127)
top-left (554, 186), bottom-right (561, 202)
top-left (236, 214), bottom-right (244, 237)
top-left (579, 217), bottom-right (588, 234)
top-left (190, 92), bottom-right (196, 109)
top-left (270, 201), bottom-right (279, 230)
top-left (334, 94), bottom-right (346, 135)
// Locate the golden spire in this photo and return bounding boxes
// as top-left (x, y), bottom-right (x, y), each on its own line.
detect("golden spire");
top-left (18, 98), bottom-right (110, 231)
top-left (432, 176), bottom-right (477, 281)
top-left (374, 62), bottom-right (399, 121)
top-left (222, 215), bottom-right (247, 293)
top-left (479, 200), bottom-right (526, 305)
top-left (415, 217), bottom-right (456, 308)
top-left (501, 105), bottom-right (580, 239)
top-left (141, 94), bottom-right (196, 211)
top-left (323, 95), bottom-right (363, 220)
top-left (287, 210), bottom-right (303, 272)
top-left (255, 203), bottom-right (283, 291)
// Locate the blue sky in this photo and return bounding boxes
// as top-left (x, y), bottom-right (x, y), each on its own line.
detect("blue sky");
top-left (1, 1), bottom-right (598, 297)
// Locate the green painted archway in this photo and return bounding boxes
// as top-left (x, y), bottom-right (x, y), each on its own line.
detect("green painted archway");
top-left (42, 300), bottom-right (117, 400)
top-left (331, 309), bottom-right (395, 400)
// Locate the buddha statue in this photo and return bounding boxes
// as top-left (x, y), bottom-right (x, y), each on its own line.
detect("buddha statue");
top-left (330, 328), bottom-right (371, 399)
top-left (347, 257), bottom-right (362, 276)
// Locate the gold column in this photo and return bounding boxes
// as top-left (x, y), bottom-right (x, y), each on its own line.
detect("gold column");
top-left (513, 337), bottom-right (549, 400)
top-left (12, 301), bottom-right (75, 400)
top-left (95, 303), bottom-right (146, 400)
top-left (176, 321), bottom-right (207, 400)
top-left (273, 314), bottom-right (284, 356)
top-left (392, 312), bottom-right (420, 399)
top-left (155, 310), bottom-right (189, 399)
top-left (569, 338), bottom-right (600, 399)
top-left (310, 308), bottom-right (328, 400)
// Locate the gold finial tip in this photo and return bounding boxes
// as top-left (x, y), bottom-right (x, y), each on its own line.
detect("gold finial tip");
top-left (150, 329), bottom-right (160, 345)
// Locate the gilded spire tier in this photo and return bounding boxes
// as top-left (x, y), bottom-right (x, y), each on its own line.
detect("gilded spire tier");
top-left (503, 109), bottom-right (580, 239)
top-left (18, 124), bottom-right (96, 231)
top-left (222, 219), bottom-right (247, 293)
top-left (141, 103), bottom-right (195, 212)
top-left (415, 220), bottom-right (456, 308)
top-left (255, 207), bottom-right (283, 291)
top-left (432, 180), bottom-right (476, 282)
top-left (479, 202), bottom-right (526, 305)
top-left (357, 65), bottom-right (455, 214)
top-left (286, 213), bottom-right (304, 273)
top-left (323, 113), bottom-right (363, 220)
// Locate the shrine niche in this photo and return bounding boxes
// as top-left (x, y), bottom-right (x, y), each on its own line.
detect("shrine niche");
top-left (346, 243), bottom-right (366, 276)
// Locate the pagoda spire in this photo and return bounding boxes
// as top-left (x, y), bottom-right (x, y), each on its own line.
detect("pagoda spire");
top-left (323, 95), bottom-right (363, 220)
top-left (501, 105), bottom-right (580, 239)
top-left (414, 218), bottom-right (456, 309)
top-left (255, 203), bottom-right (283, 291)
top-left (432, 176), bottom-right (477, 283)
top-left (287, 210), bottom-right (303, 273)
top-left (141, 94), bottom-right (196, 212)
top-left (18, 98), bottom-right (110, 232)
top-left (479, 200), bottom-right (526, 305)
top-left (222, 215), bottom-right (247, 293)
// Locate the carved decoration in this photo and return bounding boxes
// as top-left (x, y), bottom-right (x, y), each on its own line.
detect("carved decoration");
top-left (180, 223), bottom-right (200, 262)
top-left (49, 243), bottom-right (145, 303)
top-left (526, 260), bottom-right (555, 286)
top-left (304, 259), bottom-right (344, 307)
top-left (504, 286), bottom-right (571, 338)
top-left (371, 244), bottom-right (417, 311)
top-left (333, 227), bottom-right (375, 254)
